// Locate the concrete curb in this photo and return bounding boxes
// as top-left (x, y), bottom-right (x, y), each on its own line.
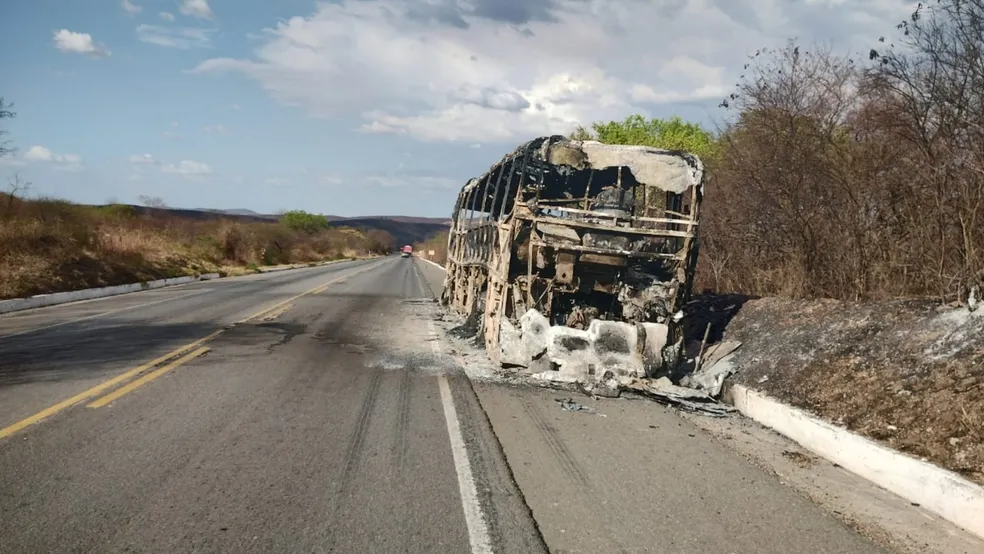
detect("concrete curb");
top-left (724, 383), bottom-right (984, 540)
top-left (0, 273), bottom-right (219, 315)
top-left (257, 263), bottom-right (317, 273)
top-left (418, 258), bottom-right (446, 271)
top-left (0, 257), bottom-right (364, 315)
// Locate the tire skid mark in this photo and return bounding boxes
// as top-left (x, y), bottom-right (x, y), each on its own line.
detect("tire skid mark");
top-left (393, 369), bottom-right (411, 471)
top-left (448, 374), bottom-right (552, 553)
top-left (518, 393), bottom-right (590, 487)
top-left (515, 391), bottom-right (630, 554)
top-left (322, 367), bottom-right (384, 553)
top-left (342, 369), bottom-right (383, 480)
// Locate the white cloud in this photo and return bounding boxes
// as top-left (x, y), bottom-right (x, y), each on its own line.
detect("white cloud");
top-left (265, 177), bottom-right (289, 186)
top-left (52, 29), bottom-right (110, 57)
top-left (180, 0), bottom-right (214, 19)
top-left (129, 154), bottom-right (213, 180)
top-left (203, 124), bottom-right (226, 133)
top-left (136, 24), bottom-right (214, 48)
top-left (322, 173), bottom-right (343, 185)
top-left (161, 160), bottom-right (212, 176)
top-left (23, 145), bottom-right (84, 170)
top-left (363, 171), bottom-right (460, 189)
top-left (122, 0), bottom-right (142, 15)
top-left (160, 11), bottom-right (176, 21)
top-left (127, 153), bottom-right (158, 180)
top-left (129, 153), bottom-right (157, 164)
top-left (193, 0), bottom-right (913, 143)
top-left (163, 121), bottom-right (182, 139)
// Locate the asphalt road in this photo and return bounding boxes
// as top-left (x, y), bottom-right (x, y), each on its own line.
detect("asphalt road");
top-left (0, 256), bottom-right (887, 553)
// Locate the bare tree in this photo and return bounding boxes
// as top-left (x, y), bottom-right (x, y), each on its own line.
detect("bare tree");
top-left (3, 174), bottom-right (31, 219)
top-left (138, 195), bottom-right (168, 209)
top-left (0, 97), bottom-right (15, 158)
top-left (869, 0), bottom-right (984, 300)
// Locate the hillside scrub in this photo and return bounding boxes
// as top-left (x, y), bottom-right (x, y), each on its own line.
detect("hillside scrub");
top-left (577, 2), bottom-right (983, 305)
top-left (572, 1), bottom-right (983, 481)
top-left (0, 194), bottom-right (388, 300)
top-left (413, 230), bottom-right (449, 266)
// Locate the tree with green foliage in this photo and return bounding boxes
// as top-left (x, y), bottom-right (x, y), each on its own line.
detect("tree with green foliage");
top-left (570, 114), bottom-right (717, 159)
top-left (280, 210), bottom-right (330, 234)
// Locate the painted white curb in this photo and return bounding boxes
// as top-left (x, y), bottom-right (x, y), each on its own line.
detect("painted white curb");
top-left (0, 273), bottom-right (222, 315)
top-left (0, 258), bottom-right (375, 315)
top-left (419, 258), bottom-right (446, 271)
top-left (257, 264), bottom-right (310, 273)
top-left (726, 383), bottom-right (984, 539)
top-left (256, 258), bottom-right (359, 273)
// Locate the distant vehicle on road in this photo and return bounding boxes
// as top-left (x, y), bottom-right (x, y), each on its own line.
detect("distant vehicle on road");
top-left (401, 245), bottom-right (413, 258)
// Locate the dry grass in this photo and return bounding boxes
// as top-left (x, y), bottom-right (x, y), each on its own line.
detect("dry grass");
top-left (692, 34), bottom-right (983, 304)
top-left (722, 296), bottom-right (984, 484)
top-left (413, 230), bottom-right (449, 266)
top-left (0, 194), bottom-right (386, 300)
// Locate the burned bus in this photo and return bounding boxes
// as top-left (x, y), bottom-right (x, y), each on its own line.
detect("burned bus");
top-left (442, 135), bottom-right (704, 386)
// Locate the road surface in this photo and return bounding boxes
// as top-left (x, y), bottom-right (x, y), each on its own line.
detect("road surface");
top-left (0, 256), bottom-right (887, 553)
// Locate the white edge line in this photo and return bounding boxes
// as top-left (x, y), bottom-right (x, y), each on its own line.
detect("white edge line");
top-left (430, 319), bottom-right (493, 553)
top-left (0, 289), bottom-right (210, 339)
top-left (438, 375), bottom-right (494, 554)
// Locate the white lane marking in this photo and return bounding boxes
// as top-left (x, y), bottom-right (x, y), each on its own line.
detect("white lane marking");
top-left (0, 289), bottom-right (210, 339)
top-left (438, 375), bottom-right (494, 554)
top-left (428, 321), bottom-right (442, 355)
top-left (430, 319), bottom-right (493, 553)
top-left (426, 265), bottom-right (492, 552)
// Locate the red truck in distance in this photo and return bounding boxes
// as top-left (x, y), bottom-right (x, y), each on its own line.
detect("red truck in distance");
top-left (400, 245), bottom-right (413, 258)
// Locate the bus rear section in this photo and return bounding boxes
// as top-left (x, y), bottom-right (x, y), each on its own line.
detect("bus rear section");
top-left (442, 135), bottom-right (704, 388)
top-left (401, 245), bottom-right (413, 258)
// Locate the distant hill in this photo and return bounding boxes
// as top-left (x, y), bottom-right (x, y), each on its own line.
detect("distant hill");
top-left (325, 217), bottom-right (449, 247)
top-left (111, 205), bottom-right (450, 248)
top-left (194, 208), bottom-right (277, 219)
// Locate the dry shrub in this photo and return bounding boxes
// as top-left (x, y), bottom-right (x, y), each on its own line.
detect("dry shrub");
top-left (697, 4), bottom-right (984, 303)
top-left (414, 230), bottom-right (449, 265)
top-left (0, 194), bottom-right (386, 300)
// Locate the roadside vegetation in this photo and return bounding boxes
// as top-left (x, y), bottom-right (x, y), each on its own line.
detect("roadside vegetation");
top-left (575, 1), bottom-right (983, 305)
top-left (413, 231), bottom-right (449, 266)
top-left (572, 1), bottom-right (984, 483)
top-left (0, 187), bottom-right (393, 300)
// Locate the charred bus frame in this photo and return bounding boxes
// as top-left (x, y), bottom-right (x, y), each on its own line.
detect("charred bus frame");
top-left (442, 135), bottom-right (704, 379)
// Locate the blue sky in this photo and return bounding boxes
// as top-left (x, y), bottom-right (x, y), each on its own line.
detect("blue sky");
top-left (0, 0), bottom-right (912, 217)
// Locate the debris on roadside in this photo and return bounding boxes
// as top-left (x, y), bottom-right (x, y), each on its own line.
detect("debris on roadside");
top-left (555, 398), bottom-right (597, 414)
top-left (679, 339), bottom-right (742, 397)
top-left (624, 377), bottom-right (736, 417)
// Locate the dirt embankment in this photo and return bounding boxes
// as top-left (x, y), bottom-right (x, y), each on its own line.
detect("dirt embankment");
top-left (685, 295), bottom-right (984, 485)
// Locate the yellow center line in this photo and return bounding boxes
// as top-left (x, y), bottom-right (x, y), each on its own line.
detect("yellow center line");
top-left (0, 330), bottom-right (223, 440)
top-left (0, 262), bottom-right (379, 441)
top-left (236, 270), bottom-right (359, 323)
top-left (87, 347), bottom-right (211, 408)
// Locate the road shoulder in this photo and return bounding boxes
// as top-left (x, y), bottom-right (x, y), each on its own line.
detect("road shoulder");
top-left (418, 258), bottom-right (984, 552)
top-left (470, 382), bottom-right (884, 554)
